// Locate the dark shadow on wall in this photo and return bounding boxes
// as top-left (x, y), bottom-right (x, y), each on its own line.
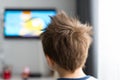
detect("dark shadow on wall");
top-left (76, 0), bottom-right (97, 78)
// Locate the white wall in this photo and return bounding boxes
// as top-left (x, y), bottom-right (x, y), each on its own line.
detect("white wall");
top-left (92, 0), bottom-right (120, 79)
top-left (0, 0), bottom-right (76, 76)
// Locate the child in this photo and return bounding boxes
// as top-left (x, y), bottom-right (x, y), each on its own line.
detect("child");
top-left (40, 11), bottom-right (97, 80)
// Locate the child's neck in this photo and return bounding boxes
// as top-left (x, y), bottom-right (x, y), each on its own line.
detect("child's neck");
top-left (58, 67), bottom-right (86, 78)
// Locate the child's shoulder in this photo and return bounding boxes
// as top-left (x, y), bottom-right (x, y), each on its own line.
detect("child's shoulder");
top-left (57, 76), bottom-right (98, 80)
top-left (87, 76), bottom-right (98, 80)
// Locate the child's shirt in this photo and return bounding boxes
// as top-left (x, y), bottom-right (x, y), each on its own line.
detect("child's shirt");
top-left (57, 75), bottom-right (97, 80)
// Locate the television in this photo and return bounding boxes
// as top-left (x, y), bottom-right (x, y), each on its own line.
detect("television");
top-left (4, 9), bottom-right (56, 38)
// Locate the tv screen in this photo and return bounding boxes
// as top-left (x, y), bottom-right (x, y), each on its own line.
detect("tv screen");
top-left (4, 9), bottom-right (56, 38)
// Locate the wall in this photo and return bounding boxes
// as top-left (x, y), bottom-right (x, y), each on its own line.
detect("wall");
top-left (0, 0), bottom-right (76, 76)
top-left (91, 0), bottom-right (98, 78)
top-left (76, 0), bottom-right (98, 77)
top-left (92, 0), bottom-right (120, 79)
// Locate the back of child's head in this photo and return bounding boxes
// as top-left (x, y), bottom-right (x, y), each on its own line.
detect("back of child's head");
top-left (40, 11), bottom-right (92, 72)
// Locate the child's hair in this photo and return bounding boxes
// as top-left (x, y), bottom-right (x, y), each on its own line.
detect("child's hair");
top-left (40, 11), bottom-right (92, 72)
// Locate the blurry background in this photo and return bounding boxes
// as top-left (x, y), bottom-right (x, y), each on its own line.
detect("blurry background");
top-left (0, 0), bottom-right (76, 77)
top-left (0, 0), bottom-right (119, 80)
top-left (98, 0), bottom-right (120, 80)
top-left (0, 0), bottom-right (99, 79)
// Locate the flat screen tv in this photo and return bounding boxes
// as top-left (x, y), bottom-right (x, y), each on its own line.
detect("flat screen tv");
top-left (4, 9), bottom-right (56, 38)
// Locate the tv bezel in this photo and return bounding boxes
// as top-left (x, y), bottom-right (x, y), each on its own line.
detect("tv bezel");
top-left (3, 8), bottom-right (56, 39)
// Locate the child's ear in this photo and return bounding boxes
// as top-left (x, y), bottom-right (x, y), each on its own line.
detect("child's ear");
top-left (46, 55), bottom-right (55, 69)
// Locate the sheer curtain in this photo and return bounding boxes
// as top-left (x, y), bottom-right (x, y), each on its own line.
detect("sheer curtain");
top-left (94, 0), bottom-right (120, 80)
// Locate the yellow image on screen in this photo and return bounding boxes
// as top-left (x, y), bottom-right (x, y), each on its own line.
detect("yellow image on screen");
top-left (20, 11), bottom-right (44, 36)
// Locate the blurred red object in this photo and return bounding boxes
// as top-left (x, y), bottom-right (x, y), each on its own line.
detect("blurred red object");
top-left (3, 66), bottom-right (12, 80)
